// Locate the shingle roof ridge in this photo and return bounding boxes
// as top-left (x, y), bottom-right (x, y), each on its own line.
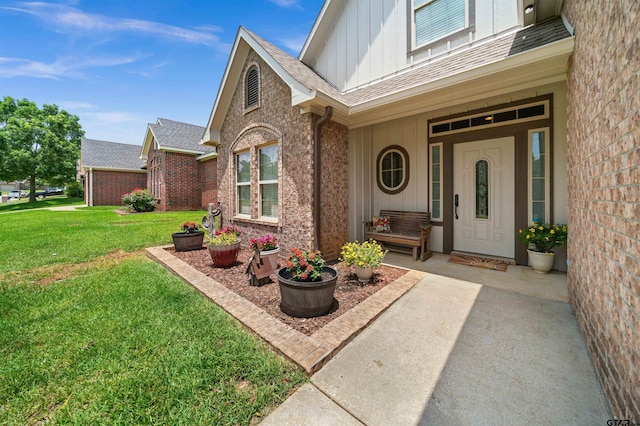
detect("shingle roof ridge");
top-left (242, 27), bottom-right (344, 102)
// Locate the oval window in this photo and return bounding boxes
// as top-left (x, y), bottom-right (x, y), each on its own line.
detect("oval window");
top-left (376, 145), bottom-right (409, 194)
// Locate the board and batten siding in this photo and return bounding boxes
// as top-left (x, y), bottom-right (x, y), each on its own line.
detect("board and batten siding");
top-left (309, 0), bottom-right (521, 92)
top-left (348, 81), bottom-right (569, 256)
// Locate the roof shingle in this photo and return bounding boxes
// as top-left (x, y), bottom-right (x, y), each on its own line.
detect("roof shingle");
top-left (81, 138), bottom-right (144, 170)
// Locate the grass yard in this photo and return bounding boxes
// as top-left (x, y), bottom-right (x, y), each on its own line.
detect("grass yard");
top-left (0, 206), bottom-right (306, 424)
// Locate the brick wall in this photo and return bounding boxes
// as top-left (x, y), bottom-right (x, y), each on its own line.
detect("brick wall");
top-left (147, 145), bottom-right (203, 212)
top-left (564, 0), bottom-right (640, 419)
top-left (163, 152), bottom-right (202, 211)
top-left (199, 158), bottom-right (218, 209)
top-left (88, 169), bottom-right (146, 206)
top-left (319, 119), bottom-right (349, 260)
top-left (215, 50), bottom-right (349, 259)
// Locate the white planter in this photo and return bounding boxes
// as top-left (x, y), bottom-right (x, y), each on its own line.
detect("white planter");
top-left (260, 247), bottom-right (280, 271)
top-left (355, 265), bottom-right (374, 283)
top-left (527, 249), bottom-right (555, 274)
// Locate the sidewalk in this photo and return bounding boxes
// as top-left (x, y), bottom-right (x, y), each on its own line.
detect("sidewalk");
top-left (262, 269), bottom-right (610, 425)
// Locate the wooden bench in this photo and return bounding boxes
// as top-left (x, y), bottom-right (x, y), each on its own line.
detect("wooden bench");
top-left (365, 210), bottom-right (432, 261)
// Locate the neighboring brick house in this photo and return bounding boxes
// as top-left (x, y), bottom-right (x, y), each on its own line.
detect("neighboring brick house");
top-left (199, 0), bottom-right (638, 417)
top-left (80, 138), bottom-right (146, 206)
top-left (140, 118), bottom-right (217, 212)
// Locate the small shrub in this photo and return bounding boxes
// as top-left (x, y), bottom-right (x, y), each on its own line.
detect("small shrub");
top-left (65, 181), bottom-right (84, 198)
top-left (122, 188), bottom-right (156, 212)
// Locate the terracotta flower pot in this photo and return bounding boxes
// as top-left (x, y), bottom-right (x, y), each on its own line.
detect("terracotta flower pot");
top-left (277, 265), bottom-right (338, 318)
top-left (208, 241), bottom-right (241, 267)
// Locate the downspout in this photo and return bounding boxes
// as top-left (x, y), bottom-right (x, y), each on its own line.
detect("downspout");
top-left (313, 106), bottom-right (333, 251)
top-left (88, 168), bottom-right (93, 206)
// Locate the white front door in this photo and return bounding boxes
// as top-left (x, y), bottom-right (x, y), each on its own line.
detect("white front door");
top-left (453, 137), bottom-right (515, 258)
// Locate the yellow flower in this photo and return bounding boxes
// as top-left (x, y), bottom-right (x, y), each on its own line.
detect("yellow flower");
top-left (526, 235), bottom-right (530, 239)
top-left (538, 226), bottom-right (544, 230)
top-left (550, 229), bottom-right (555, 234)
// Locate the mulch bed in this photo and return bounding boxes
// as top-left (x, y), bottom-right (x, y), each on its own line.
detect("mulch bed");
top-left (169, 247), bottom-right (406, 336)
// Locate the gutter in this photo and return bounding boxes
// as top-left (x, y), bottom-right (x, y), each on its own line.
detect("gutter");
top-left (313, 106), bottom-right (333, 251)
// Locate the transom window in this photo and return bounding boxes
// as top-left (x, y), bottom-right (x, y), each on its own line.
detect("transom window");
top-left (413, 0), bottom-right (466, 48)
top-left (377, 145), bottom-right (410, 194)
top-left (245, 66), bottom-right (259, 109)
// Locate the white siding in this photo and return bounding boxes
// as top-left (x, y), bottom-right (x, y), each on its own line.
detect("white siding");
top-left (348, 82), bottom-right (568, 254)
top-left (310, 0), bottom-right (521, 92)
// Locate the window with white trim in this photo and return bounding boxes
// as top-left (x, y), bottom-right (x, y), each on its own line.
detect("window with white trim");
top-left (429, 143), bottom-right (442, 221)
top-left (236, 151), bottom-right (251, 216)
top-left (259, 145), bottom-right (278, 218)
top-left (529, 128), bottom-right (550, 223)
top-left (413, 0), bottom-right (466, 48)
top-left (150, 156), bottom-right (161, 199)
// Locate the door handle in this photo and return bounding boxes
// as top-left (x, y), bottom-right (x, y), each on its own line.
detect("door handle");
top-left (454, 194), bottom-right (459, 220)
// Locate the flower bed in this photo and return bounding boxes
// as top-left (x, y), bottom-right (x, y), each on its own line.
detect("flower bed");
top-left (169, 247), bottom-right (406, 335)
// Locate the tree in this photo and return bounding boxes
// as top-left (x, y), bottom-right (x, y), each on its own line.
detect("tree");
top-left (0, 96), bottom-right (84, 202)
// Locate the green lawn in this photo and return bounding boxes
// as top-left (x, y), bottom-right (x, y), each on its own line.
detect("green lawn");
top-left (0, 195), bottom-right (84, 212)
top-left (0, 207), bottom-right (306, 424)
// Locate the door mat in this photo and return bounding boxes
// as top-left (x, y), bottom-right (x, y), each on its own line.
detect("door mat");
top-left (447, 253), bottom-right (509, 272)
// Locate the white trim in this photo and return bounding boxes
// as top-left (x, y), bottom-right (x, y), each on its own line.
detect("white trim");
top-left (196, 152), bottom-right (218, 161)
top-left (88, 168), bottom-right (93, 207)
top-left (82, 166), bottom-right (146, 173)
top-left (528, 127), bottom-right (551, 223)
top-left (236, 150), bottom-right (251, 216)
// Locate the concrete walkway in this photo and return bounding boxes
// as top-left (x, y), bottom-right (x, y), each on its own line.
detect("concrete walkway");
top-left (262, 259), bottom-right (610, 425)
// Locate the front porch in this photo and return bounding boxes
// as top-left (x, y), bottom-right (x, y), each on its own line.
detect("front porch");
top-left (383, 251), bottom-right (568, 303)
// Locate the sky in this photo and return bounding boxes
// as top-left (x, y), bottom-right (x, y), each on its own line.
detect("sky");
top-left (0, 0), bottom-right (325, 145)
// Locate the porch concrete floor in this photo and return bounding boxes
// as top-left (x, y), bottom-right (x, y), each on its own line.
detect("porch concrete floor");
top-left (262, 252), bottom-right (610, 425)
top-left (384, 251), bottom-right (569, 303)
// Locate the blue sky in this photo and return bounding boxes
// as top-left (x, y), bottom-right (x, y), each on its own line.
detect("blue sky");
top-left (0, 0), bottom-right (325, 145)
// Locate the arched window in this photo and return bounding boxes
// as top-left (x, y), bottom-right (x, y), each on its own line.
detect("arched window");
top-left (376, 145), bottom-right (410, 194)
top-left (245, 66), bottom-right (259, 109)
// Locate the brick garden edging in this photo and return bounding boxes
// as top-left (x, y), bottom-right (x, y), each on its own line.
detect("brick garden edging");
top-left (146, 245), bottom-right (425, 373)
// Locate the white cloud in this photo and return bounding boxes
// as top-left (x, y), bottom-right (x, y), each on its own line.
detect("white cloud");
top-left (268, 0), bottom-right (302, 8)
top-left (84, 111), bottom-right (138, 124)
top-left (277, 34), bottom-right (309, 53)
top-left (1, 2), bottom-right (227, 48)
top-left (0, 54), bottom-right (145, 79)
top-left (57, 101), bottom-right (95, 110)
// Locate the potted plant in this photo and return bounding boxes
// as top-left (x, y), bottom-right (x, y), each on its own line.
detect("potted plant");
top-left (172, 221), bottom-right (205, 252)
top-left (339, 240), bottom-right (388, 283)
top-left (207, 225), bottom-right (242, 267)
top-left (277, 248), bottom-right (338, 318)
top-left (517, 221), bottom-right (568, 273)
top-left (250, 234), bottom-right (279, 268)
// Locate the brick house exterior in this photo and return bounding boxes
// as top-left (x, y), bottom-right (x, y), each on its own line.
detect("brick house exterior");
top-left (198, 0), bottom-right (638, 417)
top-left (564, 0), bottom-right (640, 419)
top-left (80, 138), bottom-right (146, 206)
top-left (141, 118), bottom-right (217, 212)
top-left (209, 48), bottom-right (348, 259)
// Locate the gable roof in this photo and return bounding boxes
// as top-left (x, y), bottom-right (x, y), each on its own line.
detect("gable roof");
top-left (142, 118), bottom-right (214, 159)
top-left (202, 17), bottom-right (573, 144)
top-left (80, 138), bottom-right (144, 172)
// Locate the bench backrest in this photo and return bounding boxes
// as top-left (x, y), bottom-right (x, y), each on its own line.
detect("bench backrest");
top-left (380, 210), bottom-right (431, 234)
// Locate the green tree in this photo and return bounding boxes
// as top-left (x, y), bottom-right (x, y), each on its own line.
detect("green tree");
top-left (0, 96), bottom-right (84, 202)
